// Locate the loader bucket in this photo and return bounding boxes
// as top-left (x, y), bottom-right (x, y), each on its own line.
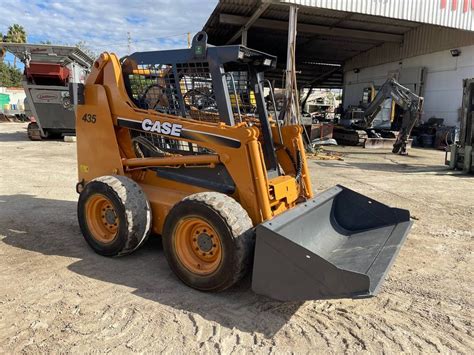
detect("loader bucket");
top-left (252, 185), bottom-right (412, 301)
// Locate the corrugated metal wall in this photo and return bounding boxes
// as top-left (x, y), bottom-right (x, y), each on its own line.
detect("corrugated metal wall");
top-left (281, 0), bottom-right (474, 31)
top-left (345, 25), bottom-right (474, 71)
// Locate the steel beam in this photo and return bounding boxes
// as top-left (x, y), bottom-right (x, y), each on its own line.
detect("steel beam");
top-left (306, 67), bottom-right (342, 86)
top-left (225, 1), bottom-right (271, 44)
top-left (241, 29), bottom-right (248, 46)
top-left (220, 14), bottom-right (403, 43)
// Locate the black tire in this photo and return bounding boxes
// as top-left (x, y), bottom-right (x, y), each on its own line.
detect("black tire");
top-left (77, 175), bottom-right (151, 256)
top-left (163, 192), bottom-right (254, 292)
top-left (27, 122), bottom-right (42, 141)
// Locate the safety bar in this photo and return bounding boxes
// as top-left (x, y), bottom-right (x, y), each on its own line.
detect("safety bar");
top-left (122, 155), bottom-right (220, 167)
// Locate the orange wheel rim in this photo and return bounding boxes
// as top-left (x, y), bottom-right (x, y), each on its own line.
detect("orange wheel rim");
top-left (174, 217), bottom-right (222, 275)
top-left (85, 194), bottom-right (119, 244)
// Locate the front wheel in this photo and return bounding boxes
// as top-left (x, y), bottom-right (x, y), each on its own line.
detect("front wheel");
top-left (163, 192), bottom-right (254, 292)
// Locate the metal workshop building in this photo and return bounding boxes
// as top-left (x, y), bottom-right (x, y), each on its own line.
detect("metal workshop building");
top-left (203, 0), bottom-right (474, 127)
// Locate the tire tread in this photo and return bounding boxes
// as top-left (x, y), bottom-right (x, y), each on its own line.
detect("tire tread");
top-left (180, 192), bottom-right (254, 287)
top-left (79, 175), bottom-right (151, 256)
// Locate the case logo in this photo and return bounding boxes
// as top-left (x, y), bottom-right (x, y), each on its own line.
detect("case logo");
top-left (141, 118), bottom-right (182, 137)
top-left (37, 93), bottom-right (59, 100)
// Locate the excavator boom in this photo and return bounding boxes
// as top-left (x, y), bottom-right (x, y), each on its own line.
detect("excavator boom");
top-left (361, 78), bottom-right (423, 154)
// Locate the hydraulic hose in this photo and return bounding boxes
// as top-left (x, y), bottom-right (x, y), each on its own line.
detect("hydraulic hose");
top-left (295, 149), bottom-right (303, 183)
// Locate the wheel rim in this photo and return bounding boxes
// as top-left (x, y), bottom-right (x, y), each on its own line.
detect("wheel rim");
top-left (85, 194), bottom-right (119, 244)
top-left (174, 217), bottom-right (222, 275)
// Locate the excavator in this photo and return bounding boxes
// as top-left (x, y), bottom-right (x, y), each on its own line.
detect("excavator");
top-left (334, 78), bottom-right (423, 155)
top-left (71, 32), bottom-right (412, 301)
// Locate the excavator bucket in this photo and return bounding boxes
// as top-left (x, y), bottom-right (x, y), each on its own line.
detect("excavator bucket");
top-left (252, 185), bottom-right (412, 301)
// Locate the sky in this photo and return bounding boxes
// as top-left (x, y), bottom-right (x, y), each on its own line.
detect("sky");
top-left (0, 0), bottom-right (219, 64)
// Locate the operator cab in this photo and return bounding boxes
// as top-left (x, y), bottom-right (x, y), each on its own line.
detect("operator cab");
top-left (121, 31), bottom-right (280, 175)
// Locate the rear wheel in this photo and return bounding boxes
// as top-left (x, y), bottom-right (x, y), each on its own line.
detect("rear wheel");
top-left (163, 192), bottom-right (254, 292)
top-left (77, 175), bottom-right (151, 256)
top-left (27, 122), bottom-right (42, 141)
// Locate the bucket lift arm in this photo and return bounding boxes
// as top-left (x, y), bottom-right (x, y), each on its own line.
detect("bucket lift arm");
top-left (360, 78), bottom-right (423, 154)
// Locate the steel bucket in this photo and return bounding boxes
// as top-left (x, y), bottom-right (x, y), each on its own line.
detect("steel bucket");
top-left (252, 185), bottom-right (412, 301)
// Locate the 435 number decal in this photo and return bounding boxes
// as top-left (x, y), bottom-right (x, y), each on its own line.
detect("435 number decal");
top-left (81, 113), bottom-right (96, 123)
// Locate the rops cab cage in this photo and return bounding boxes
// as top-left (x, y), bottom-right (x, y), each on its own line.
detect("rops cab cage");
top-left (119, 32), bottom-right (281, 176)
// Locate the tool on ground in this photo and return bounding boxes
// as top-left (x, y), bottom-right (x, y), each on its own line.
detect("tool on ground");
top-left (334, 77), bottom-right (423, 154)
top-left (73, 32), bottom-right (412, 300)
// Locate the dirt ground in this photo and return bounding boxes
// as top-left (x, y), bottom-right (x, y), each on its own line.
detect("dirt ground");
top-left (0, 122), bottom-right (473, 353)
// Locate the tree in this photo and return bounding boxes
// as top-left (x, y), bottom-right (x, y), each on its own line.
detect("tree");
top-left (0, 62), bottom-right (22, 87)
top-left (40, 40), bottom-right (52, 44)
top-left (75, 41), bottom-right (97, 60)
top-left (0, 32), bottom-right (4, 63)
top-left (5, 24), bottom-right (27, 43)
top-left (5, 24), bottom-right (27, 67)
top-left (8, 64), bottom-right (22, 86)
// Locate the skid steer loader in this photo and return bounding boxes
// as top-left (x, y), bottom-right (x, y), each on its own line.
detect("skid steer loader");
top-left (73, 32), bottom-right (412, 301)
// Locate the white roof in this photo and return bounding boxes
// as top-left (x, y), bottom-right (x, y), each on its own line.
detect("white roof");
top-left (281, 0), bottom-right (473, 31)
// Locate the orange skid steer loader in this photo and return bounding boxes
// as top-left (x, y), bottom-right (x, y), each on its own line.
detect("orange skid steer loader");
top-left (72, 32), bottom-right (412, 301)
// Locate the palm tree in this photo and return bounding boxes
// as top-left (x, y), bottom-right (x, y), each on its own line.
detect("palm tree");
top-left (0, 32), bottom-right (4, 62)
top-left (5, 24), bottom-right (27, 67)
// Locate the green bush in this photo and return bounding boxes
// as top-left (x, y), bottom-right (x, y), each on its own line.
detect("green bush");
top-left (0, 62), bottom-right (22, 87)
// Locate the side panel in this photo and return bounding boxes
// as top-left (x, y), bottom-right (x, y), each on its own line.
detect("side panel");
top-left (30, 88), bottom-right (75, 130)
top-left (23, 84), bottom-right (75, 133)
top-left (76, 85), bottom-right (124, 182)
top-left (140, 177), bottom-right (206, 235)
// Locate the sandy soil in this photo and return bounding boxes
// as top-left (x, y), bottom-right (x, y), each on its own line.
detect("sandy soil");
top-left (0, 122), bottom-right (473, 353)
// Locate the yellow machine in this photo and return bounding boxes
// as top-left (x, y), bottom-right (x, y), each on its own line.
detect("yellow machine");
top-left (73, 33), bottom-right (412, 300)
